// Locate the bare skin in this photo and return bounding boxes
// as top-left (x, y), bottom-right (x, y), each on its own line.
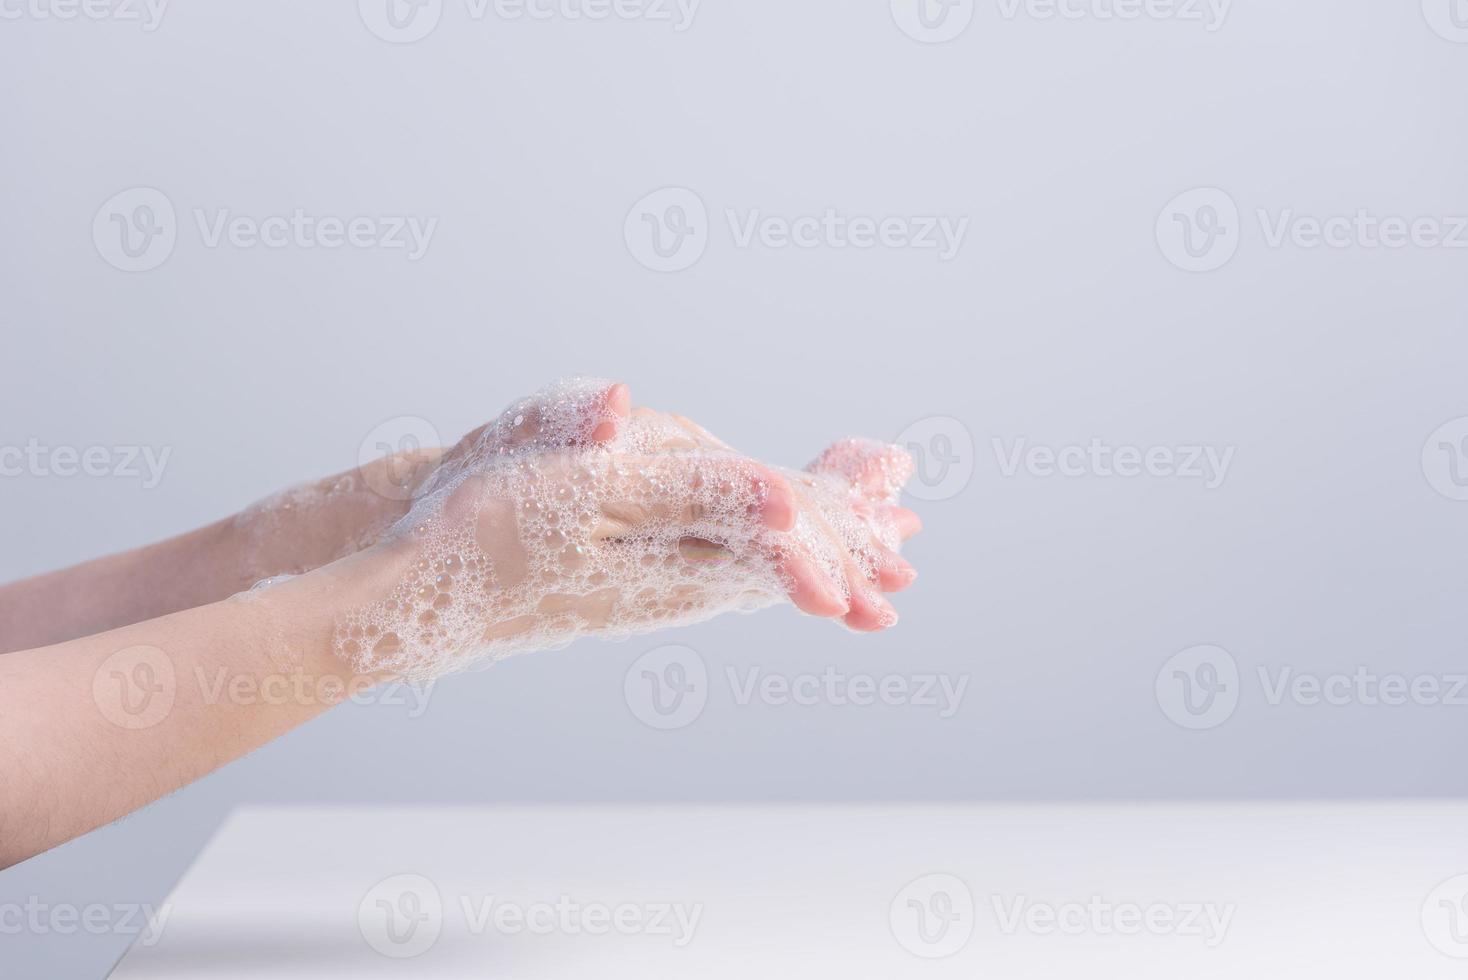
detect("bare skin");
top-left (0, 383), bottom-right (922, 867)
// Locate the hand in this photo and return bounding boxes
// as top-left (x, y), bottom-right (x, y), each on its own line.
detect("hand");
top-left (331, 379), bottom-right (924, 680)
top-left (0, 378), bottom-right (923, 864)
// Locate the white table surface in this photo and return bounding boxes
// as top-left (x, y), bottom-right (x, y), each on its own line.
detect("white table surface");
top-left (110, 802), bottom-right (1468, 978)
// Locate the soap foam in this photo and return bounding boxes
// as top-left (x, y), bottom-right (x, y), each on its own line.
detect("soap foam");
top-left (335, 378), bottom-right (912, 681)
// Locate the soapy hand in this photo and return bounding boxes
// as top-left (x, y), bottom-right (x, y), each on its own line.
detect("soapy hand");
top-left (0, 378), bottom-right (926, 865)
top-left (334, 379), bottom-right (923, 680)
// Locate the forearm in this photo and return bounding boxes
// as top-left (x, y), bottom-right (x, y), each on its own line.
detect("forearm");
top-left (0, 555), bottom-right (383, 868)
top-left (0, 519), bottom-right (248, 654)
top-left (0, 456), bottom-right (429, 654)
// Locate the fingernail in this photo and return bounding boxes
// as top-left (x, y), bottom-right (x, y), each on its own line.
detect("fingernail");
top-left (823, 576), bottom-right (851, 615)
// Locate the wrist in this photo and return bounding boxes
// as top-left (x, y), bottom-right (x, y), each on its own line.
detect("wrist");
top-left (230, 451), bottom-right (443, 587)
top-left (224, 548), bottom-right (405, 712)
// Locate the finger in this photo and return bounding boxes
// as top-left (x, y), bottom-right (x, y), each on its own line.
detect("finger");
top-left (873, 545), bottom-right (918, 593)
top-left (676, 536), bottom-right (736, 565)
top-left (584, 453), bottom-right (852, 618)
top-left (880, 505), bottom-right (923, 542)
top-left (678, 536), bottom-right (851, 620)
top-left (807, 438), bottom-right (915, 504)
top-left (842, 563), bottom-right (900, 632)
top-left (776, 549), bottom-right (850, 618)
top-left (591, 454), bottom-right (841, 616)
top-left (776, 480), bottom-right (885, 620)
top-left (754, 465), bottom-right (798, 533)
top-left (593, 455), bottom-right (797, 537)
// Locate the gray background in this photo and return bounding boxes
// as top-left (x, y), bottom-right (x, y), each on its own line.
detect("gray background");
top-left (3, 0), bottom-right (1466, 974)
